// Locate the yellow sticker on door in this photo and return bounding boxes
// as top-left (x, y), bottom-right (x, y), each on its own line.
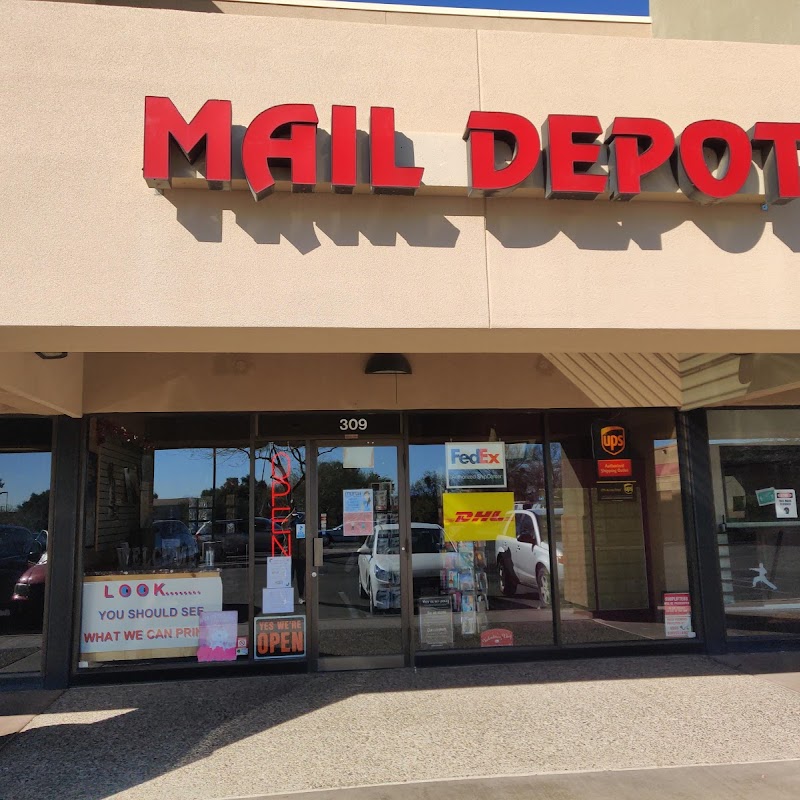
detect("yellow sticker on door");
top-left (443, 492), bottom-right (515, 542)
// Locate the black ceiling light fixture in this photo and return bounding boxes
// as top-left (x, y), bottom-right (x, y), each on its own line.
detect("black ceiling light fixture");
top-left (35, 352), bottom-right (68, 360)
top-left (364, 353), bottom-right (412, 375)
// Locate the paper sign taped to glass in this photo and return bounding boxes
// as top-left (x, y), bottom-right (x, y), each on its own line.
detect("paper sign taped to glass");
top-left (197, 610), bottom-right (238, 662)
top-left (343, 488), bottom-right (374, 536)
top-left (267, 556), bottom-right (292, 588)
top-left (443, 492), bottom-right (515, 542)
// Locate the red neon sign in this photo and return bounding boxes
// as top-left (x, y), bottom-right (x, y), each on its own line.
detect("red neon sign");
top-left (270, 451), bottom-right (292, 558)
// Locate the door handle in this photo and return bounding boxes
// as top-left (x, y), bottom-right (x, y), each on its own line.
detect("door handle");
top-left (313, 538), bottom-right (324, 567)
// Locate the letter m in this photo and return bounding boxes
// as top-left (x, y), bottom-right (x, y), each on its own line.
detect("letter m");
top-left (143, 96), bottom-right (231, 190)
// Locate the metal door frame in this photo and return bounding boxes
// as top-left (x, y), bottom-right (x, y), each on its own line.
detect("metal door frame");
top-left (307, 437), bottom-right (412, 671)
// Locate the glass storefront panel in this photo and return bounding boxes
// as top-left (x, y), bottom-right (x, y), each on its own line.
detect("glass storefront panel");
top-left (0, 418), bottom-right (52, 675)
top-left (316, 444), bottom-right (403, 660)
top-left (409, 412), bottom-right (555, 650)
top-left (708, 409), bottom-right (800, 638)
top-left (252, 441), bottom-right (307, 660)
top-left (72, 409), bottom-right (699, 675)
top-left (548, 410), bottom-right (692, 644)
top-left (78, 414), bottom-right (251, 669)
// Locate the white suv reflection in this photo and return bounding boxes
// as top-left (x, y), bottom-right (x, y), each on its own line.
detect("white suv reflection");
top-left (357, 523), bottom-right (448, 613)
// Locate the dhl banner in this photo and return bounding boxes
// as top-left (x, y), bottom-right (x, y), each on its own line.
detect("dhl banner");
top-left (443, 492), bottom-right (515, 542)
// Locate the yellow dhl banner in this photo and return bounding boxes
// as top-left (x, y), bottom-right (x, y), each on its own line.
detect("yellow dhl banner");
top-left (443, 492), bottom-right (515, 542)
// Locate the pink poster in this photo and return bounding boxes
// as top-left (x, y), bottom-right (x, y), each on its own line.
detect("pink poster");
top-left (197, 610), bottom-right (238, 661)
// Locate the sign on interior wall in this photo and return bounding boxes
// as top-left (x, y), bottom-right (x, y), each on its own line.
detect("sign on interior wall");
top-left (775, 489), bottom-right (798, 518)
top-left (143, 97), bottom-right (800, 206)
top-left (442, 491), bottom-right (515, 541)
top-left (756, 487), bottom-right (776, 506)
top-left (597, 481), bottom-right (637, 502)
top-left (80, 572), bottom-right (223, 662)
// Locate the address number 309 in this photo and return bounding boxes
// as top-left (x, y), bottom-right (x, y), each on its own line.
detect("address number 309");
top-left (339, 418), bottom-right (368, 431)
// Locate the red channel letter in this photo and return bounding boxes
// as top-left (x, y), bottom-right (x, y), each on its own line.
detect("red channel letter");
top-left (242, 104), bottom-right (319, 201)
top-left (544, 115), bottom-right (607, 199)
top-left (607, 117), bottom-right (675, 200)
top-left (331, 105), bottom-right (358, 193)
top-left (370, 107), bottom-right (424, 194)
top-left (463, 111), bottom-right (540, 196)
top-left (678, 120), bottom-right (752, 204)
top-left (753, 122), bottom-right (800, 205)
top-left (143, 96), bottom-right (231, 189)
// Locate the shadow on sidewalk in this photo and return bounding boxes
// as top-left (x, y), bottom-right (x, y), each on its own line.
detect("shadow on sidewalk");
top-left (0, 654), bottom-right (767, 800)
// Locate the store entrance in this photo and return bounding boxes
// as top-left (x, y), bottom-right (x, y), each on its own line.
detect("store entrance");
top-left (312, 442), bottom-right (409, 670)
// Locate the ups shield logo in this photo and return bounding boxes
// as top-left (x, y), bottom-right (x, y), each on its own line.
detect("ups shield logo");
top-left (600, 426), bottom-right (626, 456)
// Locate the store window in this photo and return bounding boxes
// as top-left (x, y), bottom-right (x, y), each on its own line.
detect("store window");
top-left (708, 409), bottom-right (800, 638)
top-left (548, 410), bottom-right (692, 643)
top-left (252, 441), bottom-right (307, 660)
top-left (78, 414), bottom-right (254, 670)
top-left (409, 412), bottom-right (555, 650)
top-left (0, 418), bottom-right (52, 675)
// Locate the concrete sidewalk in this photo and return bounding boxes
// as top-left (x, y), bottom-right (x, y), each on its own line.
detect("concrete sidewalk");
top-left (234, 761), bottom-right (800, 800)
top-left (1, 654), bottom-right (800, 800)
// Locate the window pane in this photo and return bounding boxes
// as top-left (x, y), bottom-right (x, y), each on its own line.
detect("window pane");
top-left (253, 442), bottom-right (307, 660)
top-left (549, 410), bottom-right (693, 644)
top-left (78, 415), bottom-right (251, 669)
top-left (0, 424), bottom-right (51, 675)
top-left (409, 412), bottom-right (554, 651)
top-left (708, 409), bottom-right (800, 638)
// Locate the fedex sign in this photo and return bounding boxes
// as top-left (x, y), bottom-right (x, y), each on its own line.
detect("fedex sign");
top-left (445, 442), bottom-right (506, 489)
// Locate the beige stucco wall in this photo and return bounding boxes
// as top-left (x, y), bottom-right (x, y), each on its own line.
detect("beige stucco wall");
top-left (652, 0), bottom-right (800, 45)
top-left (2, 0), bottom-right (800, 360)
top-left (82, 352), bottom-right (596, 412)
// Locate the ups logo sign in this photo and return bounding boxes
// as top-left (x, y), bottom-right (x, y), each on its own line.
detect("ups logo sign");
top-left (600, 426), bottom-right (626, 456)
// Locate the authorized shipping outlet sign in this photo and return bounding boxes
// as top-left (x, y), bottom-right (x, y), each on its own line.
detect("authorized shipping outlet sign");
top-left (592, 423), bottom-right (633, 479)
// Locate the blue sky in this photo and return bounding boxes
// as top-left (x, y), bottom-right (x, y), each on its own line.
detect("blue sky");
top-left (0, 453), bottom-right (52, 508)
top-left (338, 0), bottom-right (648, 14)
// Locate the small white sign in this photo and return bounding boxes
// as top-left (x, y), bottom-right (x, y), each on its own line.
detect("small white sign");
top-left (262, 587), bottom-right (294, 614)
top-left (343, 447), bottom-right (374, 469)
top-left (445, 442), bottom-right (506, 489)
top-left (266, 556), bottom-right (292, 588)
top-left (775, 489), bottom-right (798, 519)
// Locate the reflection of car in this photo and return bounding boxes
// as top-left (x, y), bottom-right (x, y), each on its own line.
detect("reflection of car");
top-left (321, 525), bottom-right (366, 547)
top-left (11, 551), bottom-right (47, 623)
top-left (357, 524), bottom-right (449, 613)
top-left (495, 509), bottom-right (563, 604)
top-left (153, 520), bottom-right (199, 562)
top-left (194, 517), bottom-right (287, 560)
top-left (1, 526), bottom-right (47, 615)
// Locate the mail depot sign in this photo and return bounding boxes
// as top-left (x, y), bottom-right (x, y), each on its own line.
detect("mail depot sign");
top-left (143, 97), bottom-right (800, 205)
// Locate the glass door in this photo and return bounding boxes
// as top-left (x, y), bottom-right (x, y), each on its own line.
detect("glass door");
top-left (311, 442), bottom-right (408, 669)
